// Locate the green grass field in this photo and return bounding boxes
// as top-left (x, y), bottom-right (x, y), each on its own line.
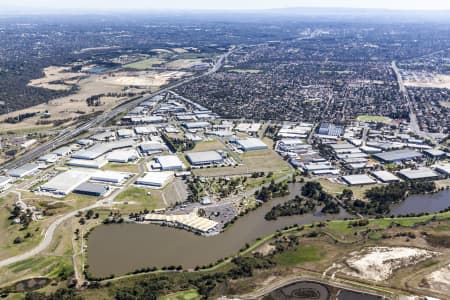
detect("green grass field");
top-left (228, 69), bottom-right (261, 74)
top-left (158, 289), bottom-right (200, 300)
top-left (274, 245), bottom-right (324, 266)
top-left (124, 58), bottom-right (165, 69)
top-left (240, 149), bottom-right (290, 173)
top-left (190, 139), bottom-right (225, 152)
top-left (102, 162), bottom-right (139, 173)
top-left (357, 115), bottom-right (392, 123)
top-left (115, 187), bottom-right (165, 210)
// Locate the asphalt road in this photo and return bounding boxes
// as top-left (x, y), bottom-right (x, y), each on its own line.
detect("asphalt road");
top-left (0, 46), bottom-right (235, 173)
top-left (0, 47), bottom-right (236, 269)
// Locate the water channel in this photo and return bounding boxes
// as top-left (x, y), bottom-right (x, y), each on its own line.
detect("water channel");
top-left (87, 183), bottom-right (350, 277)
top-left (391, 189), bottom-right (450, 216)
top-left (87, 186), bottom-right (450, 277)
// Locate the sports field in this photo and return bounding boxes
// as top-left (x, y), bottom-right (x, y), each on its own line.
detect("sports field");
top-left (357, 115), bottom-right (392, 123)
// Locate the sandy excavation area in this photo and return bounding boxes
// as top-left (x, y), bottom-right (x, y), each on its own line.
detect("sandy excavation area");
top-left (2, 76), bottom-right (128, 132)
top-left (98, 70), bottom-right (190, 86)
top-left (425, 266), bottom-right (450, 292)
top-left (404, 72), bottom-right (450, 89)
top-left (343, 247), bottom-right (438, 282)
top-left (29, 66), bottom-right (82, 91)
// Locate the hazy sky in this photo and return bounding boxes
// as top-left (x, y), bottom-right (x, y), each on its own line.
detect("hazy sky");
top-left (2, 0), bottom-right (450, 11)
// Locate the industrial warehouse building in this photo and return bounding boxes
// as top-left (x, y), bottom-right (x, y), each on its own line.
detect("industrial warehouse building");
top-left (236, 138), bottom-right (268, 151)
top-left (91, 171), bottom-right (131, 184)
top-left (144, 212), bottom-right (219, 234)
top-left (398, 167), bottom-right (440, 181)
top-left (423, 149), bottom-right (447, 159)
top-left (67, 158), bottom-right (108, 169)
top-left (0, 176), bottom-right (11, 192)
top-left (40, 169), bottom-right (92, 196)
top-left (277, 139), bottom-right (312, 152)
top-left (373, 149), bottom-right (423, 163)
top-left (371, 170), bottom-right (400, 183)
top-left (38, 153), bottom-right (59, 164)
top-left (183, 121), bottom-right (210, 129)
top-left (342, 174), bottom-right (376, 186)
top-left (136, 171), bottom-right (174, 188)
top-left (71, 139), bottom-right (135, 160)
top-left (139, 142), bottom-right (166, 155)
top-left (317, 123), bottom-right (344, 136)
top-left (7, 163), bottom-right (40, 178)
top-left (73, 182), bottom-right (109, 197)
top-left (52, 146), bottom-right (72, 156)
top-left (154, 155), bottom-right (185, 171)
top-left (186, 151), bottom-right (224, 166)
top-left (435, 164), bottom-right (450, 177)
top-left (107, 149), bottom-right (138, 163)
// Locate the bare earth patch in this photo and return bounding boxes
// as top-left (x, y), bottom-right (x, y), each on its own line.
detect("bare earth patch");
top-left (343, 247), bottom-right (438, 282)
top-left (404, 72), bottom-right (450, 89)
top-left (98, 70), bottom-right (190, 86)
top-left (28, 66), bottom-right (81, 91)
top-left (253, 244), bottom-right (276, 256)
top-left (426, 266), bottom-right (450, 292)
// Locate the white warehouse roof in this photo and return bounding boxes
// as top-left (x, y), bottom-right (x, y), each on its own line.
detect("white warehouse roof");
top-left (398, 167), bottom-right (439, 180)
top-left (342, 174), bottom-right (376, 186)
top-left (186, 151), bottom-right (224, 165)
top-left (371, 171), bottom-right (400, 183)
top-left (67, 158), bottom-right (108, 169)
top-left (91, 170), bottom-right (131, 184)
top-left (40, 169), bottom-right (92, 195)
top-left (107, 149), bottom-right (138, 163)
top-left (236, 138), bottom-right (268, 151)
top-left (136, 171), bottom-right (174, 188)
top-left (434, 164), bottom-right (450, 176)
top-left (155, 155), bottom-right (184, 170)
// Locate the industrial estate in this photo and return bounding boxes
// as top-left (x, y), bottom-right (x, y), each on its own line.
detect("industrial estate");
top-left (0, 7), bottom-right (449, 300)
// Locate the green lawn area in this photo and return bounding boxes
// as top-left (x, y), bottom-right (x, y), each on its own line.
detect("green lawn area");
top-left (228, 69), bottom-right (261, 74)
top-left (124, 58), bottom-right (165, 69)
top-left (325, 211), bottom-right (450, 239)
top-left (316, 178), bottom-right (378, 199)
top-left (102, 162), bottom-right (139, 173)
top-left (240, 149), bottom-right (290, 173)
top-left (192, 165), bottom-right (249, 177)
top-left (158, 289), bottom-right (200, 300)
top-left (190, 139), bottom-right (225, 152)
top-left (357, 115), bottom-right (392, 124)
top-left (274, 245), bottom-right (324, 266)
top-left (115, 187), bottom-right (165, 211)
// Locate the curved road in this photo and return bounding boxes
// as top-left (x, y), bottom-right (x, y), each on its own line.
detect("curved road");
top-left (0, 47), bottom-right (237, 269)
top-left (0, 201), bottom-right (103, 268)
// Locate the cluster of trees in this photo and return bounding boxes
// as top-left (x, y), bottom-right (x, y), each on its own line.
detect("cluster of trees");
top-left (251, 171), bottom-right (266, 178)
top-left (160, 133), bottom-right (194, 152)
top-left (9, 206), bottom-right (32, 229)
top-left (254, 180), bottom-right (289, 201)
top-left (300, 181), bottom-right (340, 214)
top-left (4, 112), bottom-right (37, 124)
top-left (352, 181), bottom-right (437, 215)
top-left (25, 288), bottom-right (82, 300)
top-left (265, 195), bottom-right (316, 220)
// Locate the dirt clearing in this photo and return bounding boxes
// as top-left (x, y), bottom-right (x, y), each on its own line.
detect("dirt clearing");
top-left (425, 266), bottom-right (450, 292)
top-left (343, 247), bottom-right (438, 282)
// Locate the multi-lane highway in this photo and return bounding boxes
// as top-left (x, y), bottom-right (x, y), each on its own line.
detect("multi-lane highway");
top-left (0, 47), bottom-right (235, 268)
top-left (0, 46), bottom-right (235, 173)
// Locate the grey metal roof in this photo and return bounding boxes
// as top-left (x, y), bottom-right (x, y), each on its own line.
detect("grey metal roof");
top-left (74, 182), bottom-right (108, 195)
top-left (373, 149), bottom-right (422, 162)
top-left (186, 151), bottom-right (223, 164)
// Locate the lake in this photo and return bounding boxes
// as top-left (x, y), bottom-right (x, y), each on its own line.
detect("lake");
top-left (391, 189), bottom-right (450, 216)
top-left (87, 183), bottom-right (351, 277)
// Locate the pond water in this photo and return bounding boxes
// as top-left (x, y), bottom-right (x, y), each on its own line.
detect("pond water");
top-left (87, 183), bottom-right (351, 277)
top-left (391, 189), bottom-right (450, 216)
